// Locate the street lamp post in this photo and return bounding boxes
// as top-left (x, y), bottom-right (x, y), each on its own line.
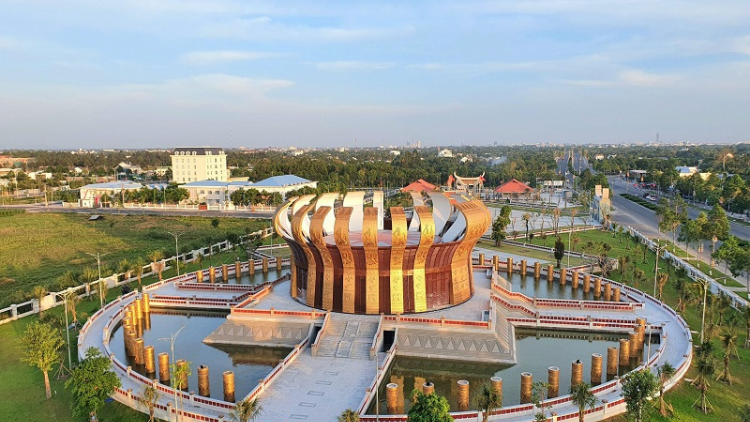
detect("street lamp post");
top-left (644, 320), bottom-right (669, 367)
top-left (167, 231), bottom-right (184, 276)
top-left (375, 352), bottom-right (380, 422)
top-left (86, 252), bottom-right (107, 308)
top-left (53, 288), bottom-right (75, 370)
top-left (160, 325), bottom-right (186, 422)
top-left (653, 241), bottom-right (665, 299)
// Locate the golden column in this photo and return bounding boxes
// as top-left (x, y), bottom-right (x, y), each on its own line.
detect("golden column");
top-left (547, 264), bottom-right (555, 282)
top-left (594, 278), bottom-right (602, 298)
top-left (606, 347), bottom-right (618, 376)
top-left (235, 261), bottom-right (241, 279)
top-left (386, 383), bottom-right (400, 414)
top-left (628, 332), bottom-right (639, 358)
top-left (363, 208), bottom-right (380, 314)
top-left (619, 338), bottom-right (630, 366)
top-left (613, 287), bottom-right (621, 302)
top-left (571, 270), bottom-right (579, 289)
top-left (144, 346), bottom-right (156, 374)
top-left (334, 207), bottom-right (356, 314)
top-left (520, 372), bottom-right (533, 404)
top-left (560, 268), bottom-right (567, 286)
top-left (491, 377), bottom-right (503, 402)
top-left (262, 257), bottom-right (269, 273)
top-left (196, 269), bottom-right (204, 282)
top-left (583, 274), bottom-right (591, 293)
top-left (591, 353), bottom-right (603, 385)
top-left (478, 253), bottom-right (485, 266)
top-left (209, 266), bottom-right (216, 283)
top-left (604, 283), bottom-right (612, 301)
top-left (548, 366), bottom-right (560, 398)
top-left (158, 353), bottom-right (170, 383)
top-left (134, 338), bottom-right (145, 365)
top-left (571, 360), bottom-right (583, 387)
top-left (310, 206), bottom-right (334, 311)
top-left (249, 259), bottom-right (255, 275)
top-left (457, 380), bottom-right (470, 411)
top-left (223, 371), bottom-right (235, 402)
top-left (412, 206), bottom-right (435, 313)
top-left (198, 365), bottom-right (210, 397)
top-left (222, 264), bottom-right (228, 282)
top-left (423, 382), bottom-right (435, 395)
top-left (389, 207), bottom-right (408, 315)
top-left (534, 262), bottom-right (541, 279)
top-left (142, 293), bottom-right (150, 313)
top-left (520, 259), bottom-right (527, 277)
top-left (507, 257), bottom-right (514, 276)
top-left (176, 359), bottom-right (188, 390)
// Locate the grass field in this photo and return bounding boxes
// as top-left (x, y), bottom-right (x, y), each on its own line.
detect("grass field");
top-left (477, 240), bottom-right (589, 267)
top-left (0, 213), bottom-right (269, 308)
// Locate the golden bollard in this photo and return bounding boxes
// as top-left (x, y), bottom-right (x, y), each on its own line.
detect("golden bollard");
top-left (423, 381), bottom-right (435, 395)
top-left (591, 353), bottom-right (603, 385)
top-left (235, 261), bottom-right (241, 279)
top-left (560, 268), bottom-right (567, 286)
top-left (209, 267), bottom-right (216, 283)
top-left (583, 274), bottom-right (591, 293)
top-left (134, 338), bottom-right (145, 365)
top-left (457, 380), bottom-right (470, 411)
top-left (635, 320), bottom-right (646, 344)
top-left (613, 287), bottom-right (621, 302)
top-left (534, 262), bottom-right (541, 279)
top-left (158, 352), bottom-right (170, 383)
top-left (492, 255), bottom-right (500, 272)
top-left (196, 269), bottom-right (204, 283)
top-left (521, 259), bottom-right (527, 277)
top-left (520, 373), bottom-right (533, 404)
top-left (619, 338), bottom-right (630, 366)
top-left (594, 278), bottom-right (602, 298)
top-left (386, 383), bottom-right (399, 414)
top-left (628, 333), bottom-right (639, 358)
top-left (478, 253), bottom-right (485, 266)
top-left (491, 376), bottom-right (503, 402)
top-left (262, 257), bottom-right (269, 273)
top-left (249, 259), bottom-right (255, 275)
top-left (222, 264), bottom-right (228, 282)
top-left (198, 365), bottom-right (210, 397)
top-left (276, 257), bottom-right (282, 271)
top-left (547, 264), bottom-right (555, 282)
top-left (134, 298), bottom-right (143, 318)
top-left (176, 359), bottom-right (188, 390)
top-left (571, 360), bottom-right (583, 387)
top-left (604, 283), bottom-right (612, 301)
top-left (607, 347), bottom-right (618, 375)
top-left (142, 293), bottom-right (150, 313)
top-left (571, 270), bottom-right (579, 289)
top-left (223, 371), bottom-right (235, 402)
top-left (144, 346), bottom-right (156, 374)
top-left (548, 366), bottom-right (560, 398)
top-left (507, 257), bottom-right (514, 276)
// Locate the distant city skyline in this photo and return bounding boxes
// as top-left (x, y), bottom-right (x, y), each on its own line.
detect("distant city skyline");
top-left (1, 0), bottom-right (749, 149)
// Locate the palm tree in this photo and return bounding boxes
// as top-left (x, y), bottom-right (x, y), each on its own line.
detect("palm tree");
top-left (522, 213), bottom-right (532, 243)
top-left (338, 409), bottom-right (359, 422)
top-left (231, 398), bottom-right (262, 422)
top-left (716, 333), bottom-right (737, 385)
top-left (656, 272), bottom-right (669, 302)
top-left (743, 305), bottom-right (750, 349)
top-left (632, 268), bottom-right (646, 290)
top-left (692, 342), bottom-right (716, 414)
top-left (133, 257), bottom-right (146, 287)
top-left (117, 259), bottom-right (133, 280)
top-left (572, 236), bottom-right (580, 252)
top-left (31, 286), bottom-right (48, 318)
top-left (475, 383), bottom-right (502, 422)
top-left (715, 293), bottom-right (732, 326)
top-left (79, 266), bottom-right (98, 301)
top-left (147, 250), bottom-right (165, 280)
top-left (66, 291), bottom-right (82, 325)
top-left (675, 277), bottom-right (695, 314)
top-left (657, 363), bottom-right (675, 417)
top-left (569, 382), bottom-right (598, 422)
top-left (140, 384), bottom-right (160, 422)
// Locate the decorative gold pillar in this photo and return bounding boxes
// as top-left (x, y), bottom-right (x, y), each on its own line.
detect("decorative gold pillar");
top-left (613, 287), bottom-right (621, 302)
top-left (235, 261), bottom-right (241, 279)
top-left (310, 206), bottom-right (335, 311)
top-left (571, 360), bottom-right (583, 387)
top-left (158, 353), bottom-right (170, 383)
top-left (451, 201), bottom-right (491, 303)
top-left (262, 257), bottom-right (269, 273)
top-left (413, 207), bottom-right (435, 313)
top-left (134, 338), bottom-right (145, 365)
top-left (520, 372), bottom-right (533, 404)
top-left (534, 261), bottom-right (541, 279)
top-left (507, 257), bottom-right (514, 276)
top-left (222, 264), bottom-right (228, 281)
top-left (363, 208), bottom-right (380, 314)
top-left (583, 274), bottom-right (591, 293)
top-left (478, 253), bottom-right (485, 266)
top-left (389, 207), bottom-right (407, 314)
top-left (547, 264), bottom-right (554, 282)
top-left (457, 380), bottom-right (470, 411)
top-left (423, 382), bottom-right (435, 395)
top-left (571, 270), bottom-right (579, 289)
top-left (629, 333), bottom-right (639, 358)
top-left (604, 283), bottom-right (612, 301)
top-left (142, 293), bottom-right (150, 313)
top-left (491, 377), bottom-right (503, 402)
top-left (196, 269), bottom-right (204, 283)
top-left (591, 353), bottom-right (603, 385)
top-left (607, 347), bottom-right (618, 375)
top-left (334, 207), bottom-right (356, 314)
top-left (594, 278), bottom-right (602, 298)
top-left (198, 365), bottom-right (210, 397)
top-left (548, 366), bottom-right (560, 398)
top-left (560, 268), bottom-right (567, 286)
top-left (386, 383), bottom-right (400, 414)
top-left (521, 259), bottom-right (527, 277)
top-left (176, 359), bottom-right (188, 390)
top-left (134, 298), bottom-right (143, 318)
top-left (144, 345), bottom-right (155, 374)
top-left (619, 339), bottom-right (630, 366)
top-left (249, 259), bottom-right (255, 275)
top-left (635, 318), bottom-right (646, 343)
top-left (492, 255), bottom-right (500, 272)
top-left (209, 267), bottom-right (216, 283)
top-left (223, 371), bottom-right (235, 402)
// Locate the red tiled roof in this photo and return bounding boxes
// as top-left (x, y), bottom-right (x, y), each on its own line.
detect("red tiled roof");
top-left (401, 179), bottom-right (437, 193)
top-left (494, 179), bottom-right (533, 194)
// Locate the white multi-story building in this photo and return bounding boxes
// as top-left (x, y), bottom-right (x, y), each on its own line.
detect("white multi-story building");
top-left (170, 147), bottom-right (228, 183)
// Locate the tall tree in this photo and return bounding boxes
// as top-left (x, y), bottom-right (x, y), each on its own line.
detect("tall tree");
top-left (66, 347), bottom-right (121, 421)
top-left (18, 321), bottom-right (64, 399)
top-left (716, 333), bottom-right (737, 385)
top-left (657, 363), bottom-right (676, 417)
top-left (148, 250), bottom-right (165, 280)
top-left (554, 237), bottom-right (565, 268)
top-left (569, 382), bottom-right (599, 422)
top-left (522, 212), bottom-right (532, 243)
top-left (475, 383), bottom-right (502, 422)
top-left (621, 369), bottom-right (658, 422)
top-left (692, 341), bottom-right (716, 414)
top-left (140, 384), bottom-right (160, 422)
top-left (491, 206), bottom-right (512, 246)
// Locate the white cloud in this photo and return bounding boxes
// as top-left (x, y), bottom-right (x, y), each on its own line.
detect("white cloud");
top-left (180, 50), bottom-right (284, 65)
top-left (315, 61), bottom-right (395, 70)
top-left (617, 69), bottom-right (677, 87)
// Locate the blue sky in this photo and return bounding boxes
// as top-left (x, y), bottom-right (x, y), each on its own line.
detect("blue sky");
top-left (1, 0), bottom-right (749, 149)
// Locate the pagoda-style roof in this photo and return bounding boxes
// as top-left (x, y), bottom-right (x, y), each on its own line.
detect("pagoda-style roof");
top-left (401, 179), bottom-right (437, 193)
top-left (453, 172), bottom-right (485, 185)
top-left (494, 178), bottom-right (533, 194)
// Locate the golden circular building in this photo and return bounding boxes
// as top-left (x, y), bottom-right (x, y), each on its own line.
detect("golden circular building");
top-left (273, 191), bottom-right (491, 314)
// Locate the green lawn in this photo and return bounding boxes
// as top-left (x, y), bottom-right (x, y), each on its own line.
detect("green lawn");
top-left (0, 213), bottom-right (269, 308)
top-left (477, 240), bottom-right (588, 267)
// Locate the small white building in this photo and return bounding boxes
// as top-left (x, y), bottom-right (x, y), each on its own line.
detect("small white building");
top-left (251, 175), bottom-right (317, 199)
top-left (437, 148), bottom-right (454, 158)
top-left (79, 181), bottom-right (143, 208)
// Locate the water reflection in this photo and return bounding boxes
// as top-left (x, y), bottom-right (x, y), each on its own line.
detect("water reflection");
top-left (505, 273), bottom-right (607, 301)
top-left (111, 310), bottom-right (290, 400)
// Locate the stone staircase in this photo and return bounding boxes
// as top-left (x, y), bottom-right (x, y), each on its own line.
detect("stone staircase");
top-left (315, 315), bottom-right (379, 360)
